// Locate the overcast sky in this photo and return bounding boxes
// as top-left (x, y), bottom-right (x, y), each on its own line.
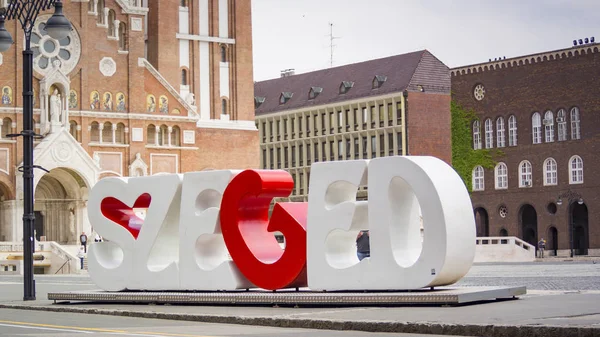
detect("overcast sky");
top-left (250, 0), bottom-right (600, 81)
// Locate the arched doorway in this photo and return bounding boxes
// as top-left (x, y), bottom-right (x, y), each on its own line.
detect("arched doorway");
top-left (474, 207), bottom-right (489, 237)
top-left (499, 228), bottom-right (508, 237)
top-left (34, 168), bottom-right (89, 244)
top-left (547, 226), bottom-right (558, 256)
top-left (570, 203), bottom-right (589, 256)
top-left (0, 181), bottom-right (13, 241)
top-left (519, 204), bottom-right (537, 247)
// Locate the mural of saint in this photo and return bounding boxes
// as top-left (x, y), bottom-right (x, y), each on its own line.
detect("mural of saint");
top-left (90, 91), bottom-right (101, 110)
top-left (147, 94), bottom-right (156, 113)
top-left (159, 95), bottom-right (168, 114)
top-left (116, 92), bottom-right (126, 112)
top-left (2, 86), bottom-right (12, 105)
top-left (103, 92), bottom-right (113, 111)
top-left (69, 90), bottom-right (78, 109)
top-left (171, 108), bottom-right (181, 115)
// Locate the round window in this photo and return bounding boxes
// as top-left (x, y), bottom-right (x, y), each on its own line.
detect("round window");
top-left (474, 84), bottom-right (485, 101)
top-left (31, 14), bottom-right (81, 76)
top-left (498, 205), bottom-right (508, 218)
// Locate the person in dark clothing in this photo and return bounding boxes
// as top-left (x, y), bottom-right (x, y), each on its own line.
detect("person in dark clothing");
top-left (356, 230), bottom-right (370, 261)
top-left (80, 232), bottom-right (88, 253)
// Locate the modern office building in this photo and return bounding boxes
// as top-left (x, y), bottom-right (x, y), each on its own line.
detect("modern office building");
top-left (254, 50), bottom-right (451, 201)
top-left (451, 42), bottom-right (600, 256)
top-left (0, 0), bottom-right (258, 244)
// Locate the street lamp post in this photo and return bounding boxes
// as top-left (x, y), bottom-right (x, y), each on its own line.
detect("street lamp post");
top-left (556, 190), bottom-right (584, 258)
top-left (0, 0), bottom-right (71, 301)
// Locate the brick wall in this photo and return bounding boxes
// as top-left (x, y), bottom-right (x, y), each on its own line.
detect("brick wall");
top-left (406, 91), bottom-right (452, 165)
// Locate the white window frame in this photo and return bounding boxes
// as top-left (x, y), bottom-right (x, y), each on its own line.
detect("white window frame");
top-left (473, 120), bottom-right (482, 150)
top-left (472, 166), bottom-right (484, 191)
top-left (508, 115), bottom-right (517, 146)
top-left (569, 155), bottom-right (583, 184)
top-left (532, 112), bottom-right (542, 144)
top-left (543, 157), bottom-right (557, 186)
top-left (519, 160), bottom-right (532, 188)
top-left (570, 107), bottom-right (581, 140)
top-left (484, 118), bottom-right (493, 149)
top-left (494, 162), bottom-right (508, 190)
top-left (496, 117), bottom-right (505, 148)
top-left (557, 109), bottom-right (567, 141)
top-left (544, 110), bottom-right (554, 142)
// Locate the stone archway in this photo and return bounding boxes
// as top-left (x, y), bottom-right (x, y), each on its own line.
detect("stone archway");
top-left (519, 204), bottom-right (538, 247)
top-left (34, 168), bottom-right (89, 244)
top-left (570, 203), bottom-right (589, 256)
top-left (474, 207), bottom-right (489, 237)
top-left (0, 181), bottom-right (13, 241)
top-left (547, 226), bottom-right (558, 256)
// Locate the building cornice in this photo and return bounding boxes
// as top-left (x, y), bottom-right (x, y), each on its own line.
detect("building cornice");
top-left (114, 0), bottom-right (149, 15)
top-left (450, 43), bottom-right (600, 76)
top-left (176, 33), bottom-right (235, 45)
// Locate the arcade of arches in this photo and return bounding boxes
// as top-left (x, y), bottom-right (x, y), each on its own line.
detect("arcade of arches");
top-left (33, 168), bottom-right (89, 244)
top-left (473, 203), bottom-right (590, 256)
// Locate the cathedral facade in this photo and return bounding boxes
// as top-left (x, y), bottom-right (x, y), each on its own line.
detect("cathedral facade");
top-left (0, 0), bottom-right (258, 244)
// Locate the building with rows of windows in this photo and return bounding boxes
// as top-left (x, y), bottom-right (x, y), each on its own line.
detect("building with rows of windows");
top-left (451, 43), bottom-right (600, 256)
top-left (0, 0), bottom-right (258, 244)
top-left (254, 50), bottom-right (451, 201)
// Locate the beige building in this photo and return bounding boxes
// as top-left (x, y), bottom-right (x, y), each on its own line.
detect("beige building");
top-left (254, 50), bottom-right (452, 201)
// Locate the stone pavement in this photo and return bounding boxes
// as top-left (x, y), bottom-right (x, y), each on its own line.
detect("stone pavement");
top-left (1, 261), bottom-right (599, 337)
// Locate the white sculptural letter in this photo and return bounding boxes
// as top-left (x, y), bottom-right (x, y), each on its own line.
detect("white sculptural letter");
top-left (50, 89), bottom-right (62, 124)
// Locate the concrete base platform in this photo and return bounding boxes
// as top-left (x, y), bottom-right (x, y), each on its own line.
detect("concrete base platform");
top-left (48, 286), bottom-right (526, 306)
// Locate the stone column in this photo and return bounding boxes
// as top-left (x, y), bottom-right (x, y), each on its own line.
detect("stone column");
top-left (168, 126), bottom-right (173, 147)
top-left (155, 129), bottom-right (159, 146)
top-left (112, 124), bottom-right (117, 144)
top-left (99, 124), bottom-right (104, 143)
top-left (114, 20), bottom-right (120, 38)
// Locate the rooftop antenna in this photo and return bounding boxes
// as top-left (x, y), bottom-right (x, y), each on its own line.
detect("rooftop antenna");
top-left (328, 22), bottom-right (341, 67)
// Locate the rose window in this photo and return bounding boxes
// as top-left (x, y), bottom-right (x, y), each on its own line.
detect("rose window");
top-left (498, 205), bottom-right (508, 218)
top-left (473, 84), bottom-right (485, 101)
top-left (31, 14), bottom-right (81, 76)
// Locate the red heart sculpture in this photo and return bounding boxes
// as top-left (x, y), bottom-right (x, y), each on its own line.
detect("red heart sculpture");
top-left (100, 193), bottom-right (152, 239)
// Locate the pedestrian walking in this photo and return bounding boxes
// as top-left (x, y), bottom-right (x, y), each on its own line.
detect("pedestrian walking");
top-left (538, 238), bottom-right (546, 258)
top-left (356, 230), bottom-right (370, 261)
top-left (77, 246), bottom-right (85, 270)
top-left (80, 232), bottom-right (88, 253)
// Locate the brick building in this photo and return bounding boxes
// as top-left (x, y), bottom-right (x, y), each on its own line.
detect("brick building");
top-left (0, 0), bottom-right (258, 244)
top-left (451, 43), bottom-right (600, 256)
top-left (253, 50), bottom-right (451, 201)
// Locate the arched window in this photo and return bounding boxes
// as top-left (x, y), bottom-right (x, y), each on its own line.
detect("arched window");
top-left (116, 123), bottom-right (125, 144)
top-left (532, 112), bottom-right (542, 144)
top-left (543, 158), bottom-right (557, 186)
top-left (557, 109), bottom-right (567, 141)
top-left (519, 160), bottom-right (532, 188)
top-left (494, 162), bottom-right (508, 189)
top-left (569, 155), bottom-right (583, 184)
top-left (499, 228), bottom-right (508, 237)
top-left (496, 117), bottom-right (505, 148)
top-left (147, 124), bottom-right (156, 144)
top-left (97, 0), bottom-right (105, 24)
top-left (484, 118), bottom-right (493, 148)
top-left (220, 45), bottom-right (227, 62)
top-left (158, 124), bottom-right (168, 146)
top-left (570, 107), bottom-right (581, 140)
top-left (118, 22), bottom-right (127, 50)
top-left (1, 117), bottom-right (12, 138)
top-left (108, 10), bottom-right (116, 36)
top-left (221, 99), bottom-right (227, 115)
top-left (472, 166), bottom-right (484, 191)
top-left (102, 122), bottom-right (112, 143)
top-left (180, 0), bottom-right (188, 7)
top-left (472, 120), bottom-right (481, 150)
top-left (181, 69), bottom-right (188, 85)
top-left (69, 120), bottom-right (78, 140)
top-left (508, 115), bottom-right (517, 146)
top-left (544, 110), bottom-right (554, 142)
top-left (90, 121), bottom-right (100, 142)
top-left (88, 0), bottom-right (95, 13)
top-left (171, 126), bottom-right (181, 146)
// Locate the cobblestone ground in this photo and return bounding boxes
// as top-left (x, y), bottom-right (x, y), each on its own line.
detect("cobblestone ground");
top-left (1, 261), bottom-right (599, 292)
top-left (455, 261), bottom-right (600, 291)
